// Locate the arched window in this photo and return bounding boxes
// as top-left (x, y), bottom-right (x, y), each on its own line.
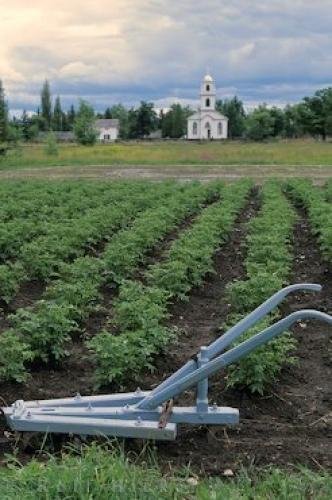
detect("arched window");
top-left (205, 98), bottom-right (210, 107)
top-left (206, 84), bottom-right (210, 91)
top-left (193, 122), bottom-right (198, 136)
top-left (205, 122), bottom-right (211, 129)
top-left (218, 122), bottom-right (223, 135)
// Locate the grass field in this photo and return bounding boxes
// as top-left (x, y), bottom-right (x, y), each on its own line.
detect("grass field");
top-left (1, 139), bottom-right (332, 171)
top-left (1, 445), bottom-right (331, 499)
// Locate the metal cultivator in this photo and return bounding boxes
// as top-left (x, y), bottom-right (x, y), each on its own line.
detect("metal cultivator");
top-left (3, 284), bottom-right (332, 441)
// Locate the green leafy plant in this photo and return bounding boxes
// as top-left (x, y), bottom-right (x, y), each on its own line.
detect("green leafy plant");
top-left (224, 181), bottom-right (298, 393)
top-left (89, 180), bottom-right (253, 386)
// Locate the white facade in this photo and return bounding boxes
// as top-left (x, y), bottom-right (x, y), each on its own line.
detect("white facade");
top-left (187, 74), bottom-right (228, 140)
top-left (95, 119), bottom-right (119, 142)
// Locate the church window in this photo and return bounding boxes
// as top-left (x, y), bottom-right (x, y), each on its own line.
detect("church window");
top-left (193, 122), bottom-right (198, 135)
top-left (218, 122), bottom-right (223, 135)
top-left (206, 84), bottom-right (210, 91)
top-left (206, 98), bottom-right (210, 107)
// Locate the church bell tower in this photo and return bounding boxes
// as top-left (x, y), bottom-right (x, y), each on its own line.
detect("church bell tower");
top-left (200, 74), bottom-right (216, 111)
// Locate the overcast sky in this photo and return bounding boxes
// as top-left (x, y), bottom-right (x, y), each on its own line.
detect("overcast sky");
top-left (1, 0), bottom-right (332, 113)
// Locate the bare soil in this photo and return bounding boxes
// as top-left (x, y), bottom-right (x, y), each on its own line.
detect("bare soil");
top-left (0, 165), bottom-right (331, 184)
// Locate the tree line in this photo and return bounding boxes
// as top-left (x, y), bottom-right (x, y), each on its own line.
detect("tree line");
top-left (0, 79), bottom-right (331, 148)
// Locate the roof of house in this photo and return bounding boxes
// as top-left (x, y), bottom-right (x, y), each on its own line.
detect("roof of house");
top-left (188, 110), bottom-right (228, 121)
top-left (95, 119), bottom-right (120, 128)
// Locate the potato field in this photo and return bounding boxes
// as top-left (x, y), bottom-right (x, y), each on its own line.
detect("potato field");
top-left (0, 178), bottom-right (331, 474)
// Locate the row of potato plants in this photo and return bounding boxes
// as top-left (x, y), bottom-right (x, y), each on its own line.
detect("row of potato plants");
top-left (285, 179), bottom-right (332, 263)
top-left (0, 181), bottom-right (113, 223)
top-left (325, 180), bottom-right (332, 203)
top-left (0, 182), bottom-right (218, 382)
top-left (0, 181), bottom-right (155, 262)
top-left (88, 179), bottom-right (253, 386)
top-left (0, 182), bottom-right (170, 304)
top-left (224, 182), bottom-right (298, 394)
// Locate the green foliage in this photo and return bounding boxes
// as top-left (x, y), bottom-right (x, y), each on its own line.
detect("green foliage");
top-left (161, 104), bottom-right (192, 138)
top-left (103, 182), bottom-right (217, 283)
top-left (0, 182), bottom-right (179, 381)
top-left (40, 80), bottom-right (52, 131)
top-left (0, 443), bottom-right (331, 499)
top-left (285, 179), bottom-right (332, 262)
top-left (299, 87), bottom-right (332, 140)
top-left (0, 262), bottom-right (26, 304)
top-left (245, 105), bottom-right (276, 141)
top-left (216, 96), bottom-right (245, 138)
top-left (326, 179), bottom-right (332, 203)
top-left (225, 316), bottom-right (297, 393)
top-left (88, 281), bottom-right (173, 384)
top-left (127, 101), bottom-right (158, 139)
top-left (0, 79), bottom-right (9, 142)
top-left (52, 96), bottom-right (64, 131)
top-left (90, 180), bottom-right (252, 386)
top-left (74, 99), bottom-right (98, 145)
top-left (44, 131), bottom-right (58, 156)
top-left (224, 182), bottom-right (298, 393)
top-left (0, 330), bottom-right (32, 382)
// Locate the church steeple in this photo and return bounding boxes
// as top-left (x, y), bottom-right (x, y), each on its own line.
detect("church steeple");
top-left (200, 74), bottom-right (216, 111)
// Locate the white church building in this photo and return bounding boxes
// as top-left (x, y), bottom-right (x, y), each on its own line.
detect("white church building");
top-left (187, 74), bottom-right (228, 140)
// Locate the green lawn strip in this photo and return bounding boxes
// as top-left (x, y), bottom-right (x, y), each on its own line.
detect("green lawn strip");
top-left (285, 179), bottom-right (332, 262)
top-left (88, 179), bottom-right (252, 386)
top-left (224, 182), bottom-right (298, 394)
top-left (0, 182), bottom-right (218, 382)
top-left (0, 444), bottom-right (330, 499)
top-left (1, 140), bottom-right (332, 168)
top-left (0, 182), bottom-right (167, 305)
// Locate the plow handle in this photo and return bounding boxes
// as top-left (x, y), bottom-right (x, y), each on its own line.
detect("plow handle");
top-left (137, 309), bottom-right (332, 410)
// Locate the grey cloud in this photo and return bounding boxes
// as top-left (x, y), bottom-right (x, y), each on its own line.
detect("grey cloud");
top-left (4, 0), bottom-right (332, 112)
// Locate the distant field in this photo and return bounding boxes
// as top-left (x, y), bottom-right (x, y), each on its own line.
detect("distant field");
top-left (1, 139), bottom-right (332, 171)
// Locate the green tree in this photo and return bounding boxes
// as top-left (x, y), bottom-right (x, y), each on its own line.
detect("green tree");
top-left (269, 106), bottom-right (285, 137)
top-left (44, 131), bottom-right (58, 156)
top-left (216, 96), bottom-right (245, 138)
top-left (127, 108), bottom-right (139, 138)
top-left (135, 101), bottom-right (157, 138)
top-left (245, 105), bottom-right (275, 141)
top-left (161, 104), bottom-right (191, 138)
top-left (73, 100), bottom-right (98, 145)
top-left (52, 96), bottom-right (63, 131)
top-left (104, 107), bottom-right (112, 119)
top-left (41, 80), bottom-right (52, 130)
top-left (7, 123), bottom-right (22, 144)
top-left (109, 104), bottom-right (129, 138)
top-left (67, 105), bottom-right (76, 130)
top-left (299, 87), bottom-right (332, 140)
top-left (0, 79), bottom-right (9, 142)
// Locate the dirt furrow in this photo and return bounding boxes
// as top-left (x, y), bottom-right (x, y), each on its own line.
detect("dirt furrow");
top-left (153, 201), bottom-right (332, 474)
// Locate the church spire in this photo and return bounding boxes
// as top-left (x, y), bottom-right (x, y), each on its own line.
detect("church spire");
top-left (200, 74), bottom-right (216, 111)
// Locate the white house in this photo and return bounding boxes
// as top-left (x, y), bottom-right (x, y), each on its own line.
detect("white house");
top-left (95, 119), bottom-right (119, 142)
top-left (187, 74), bottom-right (228, 140)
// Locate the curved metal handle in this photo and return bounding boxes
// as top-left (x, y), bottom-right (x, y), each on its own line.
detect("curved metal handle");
top-left (206, 283), bottom-right (322, 358)
top-left (138, 308), bottom-right (332, 410)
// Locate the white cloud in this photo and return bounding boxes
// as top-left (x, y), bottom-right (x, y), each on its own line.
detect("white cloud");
top-left (0, 0), bottom-right (331, 110)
